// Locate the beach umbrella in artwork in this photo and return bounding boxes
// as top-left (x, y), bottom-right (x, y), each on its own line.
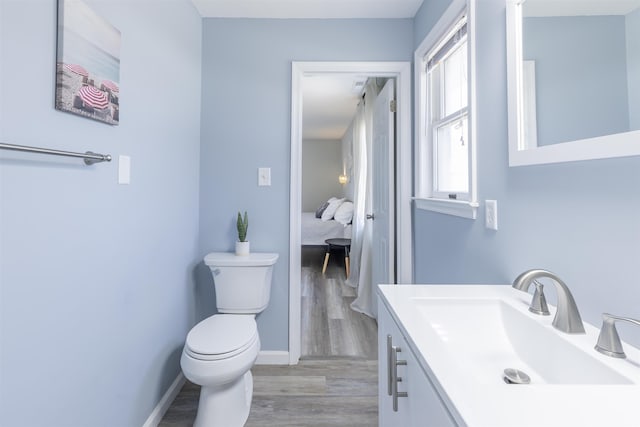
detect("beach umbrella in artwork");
top-left (64, 63), bottom-right (89, 77)
top-left (101, 80), bottom-right (119, 93)
top-left (77, 85), bottom-right (109, 110)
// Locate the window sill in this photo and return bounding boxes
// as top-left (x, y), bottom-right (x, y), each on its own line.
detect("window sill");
top-left (413, 197), bottom-right (479, 219)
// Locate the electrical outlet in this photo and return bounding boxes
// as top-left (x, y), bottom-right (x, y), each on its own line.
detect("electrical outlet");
top-left (485, 200), bottom-right (498, 230)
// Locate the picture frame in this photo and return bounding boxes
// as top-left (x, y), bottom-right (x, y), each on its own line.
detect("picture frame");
top-left (55, 0), bottom-right (121, 125)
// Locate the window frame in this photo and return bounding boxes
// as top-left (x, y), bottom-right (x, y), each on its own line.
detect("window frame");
top-left (414, 0), bottom-right (478, 219)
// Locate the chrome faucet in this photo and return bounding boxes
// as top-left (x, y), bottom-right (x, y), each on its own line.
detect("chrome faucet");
top-left (512, 269), bottom-right (585, 334)
top-left (529, 280), bottom-right (550, 316)
top-left (595, 313), bottom-right (640, 358)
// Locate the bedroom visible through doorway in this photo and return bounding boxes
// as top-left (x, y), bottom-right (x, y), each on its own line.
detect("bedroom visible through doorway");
top-left (289, 61), bottom-right (413, 365)
top-left (299, 74), bottom-right (391, 359)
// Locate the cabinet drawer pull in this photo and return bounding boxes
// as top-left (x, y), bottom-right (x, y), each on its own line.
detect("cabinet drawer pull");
top-left (391, 345), bottom-right (408, 412)
top-left (386, 335), bottom-right (393, 395)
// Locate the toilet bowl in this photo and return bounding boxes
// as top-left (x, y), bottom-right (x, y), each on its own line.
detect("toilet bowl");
top-left (180, 252), bottom-right (278, 427)
top-left (180, 315), bottom-right (260, 427)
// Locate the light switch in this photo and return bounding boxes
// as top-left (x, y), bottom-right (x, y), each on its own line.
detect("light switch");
top-left (258, 167), bottom-right (271, 186)
top-left (485, 200), bottom-right (498, 230)
top-left (118, 155), bottom-right (130, 184)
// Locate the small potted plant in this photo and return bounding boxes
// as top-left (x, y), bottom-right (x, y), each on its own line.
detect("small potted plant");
top-left (235, 211), bottom-right (250, 256)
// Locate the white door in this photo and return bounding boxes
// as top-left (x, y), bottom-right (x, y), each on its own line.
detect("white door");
top-left (371, 79), bottom-right (396, 287)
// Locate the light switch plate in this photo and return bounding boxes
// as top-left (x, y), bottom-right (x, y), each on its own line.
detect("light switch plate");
top-left (118, 155), bottom-right (130, 185)
top-left (485, 200), bottom-right (498, 230)
top-left (258, 167), bottom-right (271, 186)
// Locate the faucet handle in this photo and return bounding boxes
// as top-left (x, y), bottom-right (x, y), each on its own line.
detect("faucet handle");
top-left (595, 313), bottom-right (640, 358)
top-left (529, 280), bottom-right (550, 316)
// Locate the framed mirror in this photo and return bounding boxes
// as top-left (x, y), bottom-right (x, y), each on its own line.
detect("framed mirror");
top-left (506, 0), bottom-right (640, 166)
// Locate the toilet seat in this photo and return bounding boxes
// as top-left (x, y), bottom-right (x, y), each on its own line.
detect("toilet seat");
top-left (185, 314), bottom-right (258, 361)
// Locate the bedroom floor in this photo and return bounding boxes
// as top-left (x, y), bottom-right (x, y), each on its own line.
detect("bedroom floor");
top-left (158, 246), bottom-right (378, 426)
top-left (301, 246), bottom-right (378, 359)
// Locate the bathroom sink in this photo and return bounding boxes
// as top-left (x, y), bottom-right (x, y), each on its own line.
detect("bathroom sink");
top-left (378, 285), bottom-right (640, 427)
top-left (413, 298), bottom-right (631, 385)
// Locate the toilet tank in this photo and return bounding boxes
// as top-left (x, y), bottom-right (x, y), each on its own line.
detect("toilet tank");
top-left (204, 252), bottom-right (279, 314)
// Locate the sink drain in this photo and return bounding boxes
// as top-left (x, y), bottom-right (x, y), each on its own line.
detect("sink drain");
top-left (503, 368), bottom-right (531, 384)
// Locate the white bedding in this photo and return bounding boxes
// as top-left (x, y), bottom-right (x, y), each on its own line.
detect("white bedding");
top-left (301, 212), bottom-right (351, 245)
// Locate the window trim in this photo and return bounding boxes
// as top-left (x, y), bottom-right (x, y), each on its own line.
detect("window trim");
top-left (414, 0), bottom-right (478, 220)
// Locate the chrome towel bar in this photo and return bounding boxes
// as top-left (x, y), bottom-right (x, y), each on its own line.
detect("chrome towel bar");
top-left (0, 142), bottom-right (111, 165)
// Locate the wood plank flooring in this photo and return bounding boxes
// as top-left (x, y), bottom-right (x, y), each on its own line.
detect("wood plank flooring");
top-left (301, 246), bottom-right (378, 359)
top-left (159, 246), bottom-right (378, 426)
top-left (159, 359), bottom-right (378, 427)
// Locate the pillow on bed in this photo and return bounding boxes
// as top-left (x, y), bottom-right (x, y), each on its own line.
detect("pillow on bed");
top-left (334, 201), bottom-right (354, 225)
top-left (321, 198), bottom-right (345, 221)
top-left (315, 201), bottom-right (330, 218)
top-left (315, 196), bottom-right (338, 218)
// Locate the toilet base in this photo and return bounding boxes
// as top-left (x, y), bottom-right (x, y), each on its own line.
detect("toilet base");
top-left (193, 370), bottom-right (253, 427)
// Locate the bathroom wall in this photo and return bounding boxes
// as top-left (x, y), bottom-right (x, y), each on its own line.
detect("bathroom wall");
top-left (199, 18), bottom-right (414, 351)
top-left (627, 7), bottom-right (640, 129)
top-left (413, 0), bottom-right (640, 348)
top-left (302, 139), bottom-right (345, 211)
top-left (523, 15), bottom-right (629, 145)
top-left (413, 0), bottom-right (453, 46)
top-left (0, 1), bottom-right (202, 426)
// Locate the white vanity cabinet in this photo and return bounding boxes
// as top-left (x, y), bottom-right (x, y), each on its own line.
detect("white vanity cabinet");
top-left (378, 298), bottom-right (458, 427)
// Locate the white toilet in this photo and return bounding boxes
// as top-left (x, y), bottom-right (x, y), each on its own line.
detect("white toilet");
top-left (180, 252), bottom-right (278, 427)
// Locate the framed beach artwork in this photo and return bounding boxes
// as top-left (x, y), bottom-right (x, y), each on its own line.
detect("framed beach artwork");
top-left (55, 0), bottom-right (121, 125)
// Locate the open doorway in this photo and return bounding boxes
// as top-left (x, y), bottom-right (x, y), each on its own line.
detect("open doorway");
top-left (299, 74), bottom-right (384, 358)
top-left (289, 62), bottom-right (413, 365)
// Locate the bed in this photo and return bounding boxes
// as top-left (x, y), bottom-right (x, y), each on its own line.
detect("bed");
top-left (301, 212), bottom-right (351, 246)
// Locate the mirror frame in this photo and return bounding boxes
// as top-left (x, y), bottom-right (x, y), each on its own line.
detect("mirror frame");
top-left (506, 0), bottom-right (640, 166)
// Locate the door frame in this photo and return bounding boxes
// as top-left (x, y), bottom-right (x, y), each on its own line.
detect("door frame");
top-left (289, 61), bottom-right (413, 364)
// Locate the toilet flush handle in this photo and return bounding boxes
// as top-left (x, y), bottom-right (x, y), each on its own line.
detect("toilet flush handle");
top-left (212, 268), bottom-right (221, 276)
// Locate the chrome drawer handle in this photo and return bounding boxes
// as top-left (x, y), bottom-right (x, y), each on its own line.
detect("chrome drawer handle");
top-left (386, 335), bottom-right (393, 395)
top-left (391, 345), bottom-right (408, 412)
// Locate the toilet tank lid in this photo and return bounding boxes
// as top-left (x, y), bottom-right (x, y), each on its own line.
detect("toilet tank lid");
top-left (204, 252), bottom-right (279, 267)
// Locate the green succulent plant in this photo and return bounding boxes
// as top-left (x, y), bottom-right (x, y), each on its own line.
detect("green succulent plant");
top-left (237, 211), bottom-right (248, 242)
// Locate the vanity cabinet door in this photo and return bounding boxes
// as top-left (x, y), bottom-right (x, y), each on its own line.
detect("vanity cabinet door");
top-left (378, 298), bottom-right (458, 427)
top-left (405, 345), bottom-right (457, 427)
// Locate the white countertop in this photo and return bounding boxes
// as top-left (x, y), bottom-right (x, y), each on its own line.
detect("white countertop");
top-left (378, 284), bottom-right (640, 427)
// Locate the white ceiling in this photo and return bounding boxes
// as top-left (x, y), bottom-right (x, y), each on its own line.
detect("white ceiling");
top-left (190, 0), bottom-right (424, 19)
top-left (302, 74), bottom-right (365, 140)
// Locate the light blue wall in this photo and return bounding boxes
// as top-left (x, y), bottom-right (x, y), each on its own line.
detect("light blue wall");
top-left (413, 0), bottom-right (452, 47)
top-left (0, 0), bottom-right (202, 426)
top-left (627, 7), bottom-right (640, 129)
top-left (523, 16), bottom-right (629, 145)
top-left (413, 0), bottom-right (640, 348)
top-left (199, 18), bottom-right (413, 350)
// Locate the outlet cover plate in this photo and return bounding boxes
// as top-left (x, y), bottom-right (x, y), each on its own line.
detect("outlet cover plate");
top-left (258, 167), bottom-right (271, 186)
top-left (485, 199), bottom-right (498, 230)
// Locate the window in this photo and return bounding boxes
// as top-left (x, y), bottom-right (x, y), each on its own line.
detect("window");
top-left (414, 0), bottom-right (478, 219)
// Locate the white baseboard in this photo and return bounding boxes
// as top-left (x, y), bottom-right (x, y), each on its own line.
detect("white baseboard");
top-left (255, 350), bottom-right (290, 365)
top-left (142, 372), bottom-right (186, 427)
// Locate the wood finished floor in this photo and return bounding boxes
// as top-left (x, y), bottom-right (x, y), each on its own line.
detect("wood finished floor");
top-left (301, 246), bottom-right (378, 359)
top-left (159, 359), bottom-right (378, 427)
top-left (159, 246), bottom-right (378, 426)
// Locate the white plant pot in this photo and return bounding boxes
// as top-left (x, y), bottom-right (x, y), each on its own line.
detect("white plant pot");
top-left (235, 241), bottom-right (250, 256)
